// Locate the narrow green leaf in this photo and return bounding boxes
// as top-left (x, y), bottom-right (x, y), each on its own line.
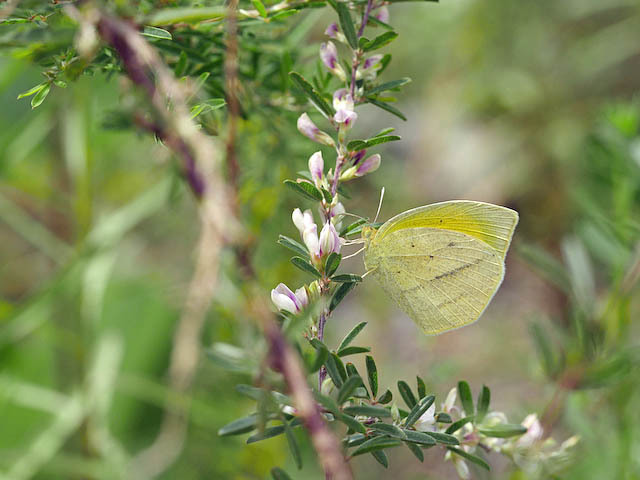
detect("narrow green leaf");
top-left (351, 436), bottom-right (402, 456)
top-left (363, 135), bottom-right (401, 148)
top-left (142, 26), bottom-right (172, 40)
top-left (325, 252), bottom-right (342, 277)
top-left (31, 84), bottom-right (51, 109)
top-left (251, 0), bottom-right (268, 17)
top-left (340, 218), bottom-right (367, 237)
top-left (405, 441), bottom-right (424, 462)
top-left (284, 179), bottom-right (324, 202)
top-left (336, 2), bottom-right (358, 49)
top-left (314, 392), bottom-right (339, 414)
top-left (404, 395), bottom-right (435, 428)
top-left (278, 235), bottom-right (308, 257)
top-left (330, 282), bottom-right (357, 311)
top-left (371, 450), bottom-right (389, 468)
top-left (218, 414), bottom-right (257, 436)
top-left (423, 431), bottom-right (459, 445)
top-left (370, 423), bottom-right (406, 439)
top-left (247, 425), bottom-right (286, 443)
top-left (447, 447), bottom-right (490, 471)
top-left (321, 187), bottom-right (333, 203)
top-left (445, 415), bottom-right (474, 435)
top-left (377, 389), bottom-right (392, 404)
top-left (343, 433), bottom-right (367, 447)
top-left (343, 405), bottom-right (391, 418)
top-left (529, 322), bottom-right (559, 378)
top-left (337, 412), bottom-right (366, 433)
top-left (435, 412), bottom-right (452, 423)
top-left (290, 256), bottom-right (322, 278)
top-left (337, 321), bottom-right (368, 350)
top-left (397, 381), bottom-right (416, 409)
top-left (458, 381), bottom-right (474, 416)
top-left (325, 353), bottom-right (347, 387)
top-left (401, 429), bottom-right (436, 446)
top-left (478, 424), bottom-right (528, 438)
top-left (347, 140), bottom-right (368, 151)
top-left (365, 355), bottom-right (378, 397)
top-left (476, 385), bottom-right (490, 423)
top-left (17, 83), bottom-right (46, 99)
top-left (284, 421), bottom-right (302, 469)
top-left (271, 467), bottom-right (293, 480)
top-left (362, 31), bottom-right (398, 51)
top-left (289, 72), bottom-right (335, 118)
top-left (338, 375), bottom-right (363, 403)
top-left (331, 274), bottom-right (363, 283)
top-left (366, 97), bottom-right (407, 121)
top-left (337, 346), bottom-right (371, 357)
top-left (416, 376), bottom-right (426, 399)
top-left (365, 78), bottom-right (411, 96)
top-left (345, 362), bottom-right (359, 378)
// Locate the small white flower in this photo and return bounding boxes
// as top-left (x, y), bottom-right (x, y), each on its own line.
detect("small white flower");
top-left (518, 414), bottom-right (543, 448)
top-left (319, 222), bottom-right (341, 256)
top-left (308, 151), bottom-right (324, 186)
top-left (330, 202), bottom-right (345, 230)
top-left (355, 154), bottom-right (381, 176)
top-left (332, 89), bottom-right (357, 127)
top-left (303, 223), bottom-right (320, 258)
top-left (292, 208), bottom-right (315, 236)
top-left (375, 6), bottom-right (389, 23)
top-left (297, 113), bottom-right (336, 146)
top-left (320, 42), bottom-right (346, 81)
top-left (443, 387), bottom-right (457, 413)
top-left (294, 286), bottom-right (308, 309)
top-left (414, 403), bottom-right (436, 432)
top-left (271, 283), bottom-right (302, 313)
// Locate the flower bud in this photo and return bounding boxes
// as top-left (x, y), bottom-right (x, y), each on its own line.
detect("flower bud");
top-left (414, 403), bottom-right (436, 432)
top-left (319, 222), bottom-right (341, 256)
top-left (374, 6), bottom-right (389, 23)
top-left (332, 89), bottom-right (357, 127)
top-left (271, 283), bottom-right (302, 313)
top-left (339, 165), bottom-right (358, 181)
top-left (303, 224), bottom-right (320, 258)
top-left (355, 154), bottom-right (381, 176)
top-left (357, 54), bottom-right (383, 81)
top-left (330, 202), bottom-right (346, 230)
top-left (308, 151), bottom-right (324, 186)
top-left (325, 22), bottom-right (339, 38)
top-left (320, 42), bottom-right (347, 81)
top-left (442, 387), bottom-right (457, 413)
top-left (294, 286), bottom-right (309, 309)
top-left (292, 208), bottom-right (314, 236)
top-left (297, 113), bottom-right (336, 147)
top-left (351, 149), bottom-right (367, 165)
top-left (518, 414), bottom-right (543, 447)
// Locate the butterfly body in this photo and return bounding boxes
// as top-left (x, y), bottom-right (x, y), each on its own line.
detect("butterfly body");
top-left (363, 200), bottom-right (518, 335)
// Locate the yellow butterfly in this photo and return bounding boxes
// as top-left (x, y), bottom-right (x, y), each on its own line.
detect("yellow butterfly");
top-left (362, 200), bottom-right (518, 335)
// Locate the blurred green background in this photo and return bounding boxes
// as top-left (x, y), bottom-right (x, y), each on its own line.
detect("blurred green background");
top-left (1, 0), bottom-right (639, 478)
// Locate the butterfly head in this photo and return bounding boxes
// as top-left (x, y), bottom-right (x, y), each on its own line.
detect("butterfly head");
top-left (361, 225), bottom-right (378, 247)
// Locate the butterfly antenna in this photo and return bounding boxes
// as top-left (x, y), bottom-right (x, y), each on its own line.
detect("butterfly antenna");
top-left (362, 267), bottom-right (377, 279)
top-left (342, 247), bottom-right (365, 259)
top-left (373, 187), bottom-right (385, 224)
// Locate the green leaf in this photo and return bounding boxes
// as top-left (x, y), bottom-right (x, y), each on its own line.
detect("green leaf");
top-left (284, 179), bottom-right (324, 202)
top-left (289, 72), bottom-right (334, 118)
top-left (337, 321), bottom-right (368, 351)
top-left (351, 436), bottom-right (402, 456)
top-left (435, 412), bottom-right (452, 423)
top-left (340, 218), bottom-right (367, 237)
top-left (362, 31), bottom-right (398, 51)
top-left (337, 346), bottom-right (371, 357)
top-left (458, 381), bottom-right (474, 416)
top-left (251, 0), bottom-right (268, 17)
top-left (331, 274), bottom-right (363, 283)
top-left (278, 235), bottom-right (308, 257)
top-left (325, 252), bottom-right (342, 277)
top-left (343, 433), bottom-right (367, 447)
top-left (310, 345), bottom-right (329, 373)
top-left (347, 140), bottom-right (368, 151)
top-left (343, 405), bottom-right (391, 418)
top-left (337, 412), bottom-right (366, 433)
top-left (325, 353), bottom-right (347, 387)
top-left (290, 256), bottom-right (322, 278)
top-left (423, 431), bottom-right (459, 445)
top-left (445, 415), bottom-right (474, 435)
top-left (284, 421), bottom-right (302, 469)
top-left (247, 425), bottom-right (286, 443)
top-left (147, 6), bottom-right (225, 25)
top-left (397, 381), bottom-right (416, 409)
top-left (370, 423), bottom-right (406, 439)
top-left (365, 355), bottom-right (378, 397)
top-left (142, 26), bottom-right (172, 40)
top-left (516, 243), bottom-right (570, 293)
top-left (529, 322), bottom-right (559, 378)
top-left (330, 282), bottom-right (357, 311)
top-left (405, 441), bottom-right (424, 462)
top-left (371, 450), bottom-right (389, 468)
top-left (321, 187), bottom-right (334, 203)
top-left (366, 97), bottom-right (407, 121)
top-left (447, 447), bottom-right (490, 471)
top-left (17, 83), bottom-right (46, 99)
top-left (404, 395), bottom-right (435, 428)
top-left (31, 84), bottom-right (51, 109)
top-left (338, 375), bottom-right (363, 403)
top-left (416, 376), bottom-right (426, 399)
top-left (363, 135), bottom-right (401, 148)
top-left (365, 78), bottom-right (411, 96)
top-left (401, 429), bottom-right (436, 446)
top-left (218, 414), bottom-right (257, 436)
top-left (314, 392), bottom-right (339, 414)
top-left (271, 467), bottom-right (293, 480)
top-left (377, 389), bottom-right (392, 404)
top-left (478, 424), bottom-right (528, 438)
top-left (336, 2), bottom-right (358, 49)
top-left (476, 385), bottom-right (490, 423)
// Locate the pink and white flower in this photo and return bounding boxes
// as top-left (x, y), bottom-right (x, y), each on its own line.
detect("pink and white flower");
top-left (332, 89), bottom-right (357, 127)
top-left (297, 113), bottom-right (336, 146)
top-left (271, 283), bottom-right (308, 313)
top-left (308, 151), bottom-right (324, 186)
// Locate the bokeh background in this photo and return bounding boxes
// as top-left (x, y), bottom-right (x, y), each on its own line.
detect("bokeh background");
top-left (1, 0), bottom-right (639, 478)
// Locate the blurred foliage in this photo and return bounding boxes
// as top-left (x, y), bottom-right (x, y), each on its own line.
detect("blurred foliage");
top-left (0, 0), bottom-right (639, 479)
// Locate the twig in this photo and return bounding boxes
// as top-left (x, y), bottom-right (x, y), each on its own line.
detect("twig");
top-left (225, 0), bottom-right (241, 204)
top-left (0, 0), bottom-right (20, 21)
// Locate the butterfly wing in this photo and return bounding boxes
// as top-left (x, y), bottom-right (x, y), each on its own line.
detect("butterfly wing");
top-left (364, 201), bottom-right (518, 335)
